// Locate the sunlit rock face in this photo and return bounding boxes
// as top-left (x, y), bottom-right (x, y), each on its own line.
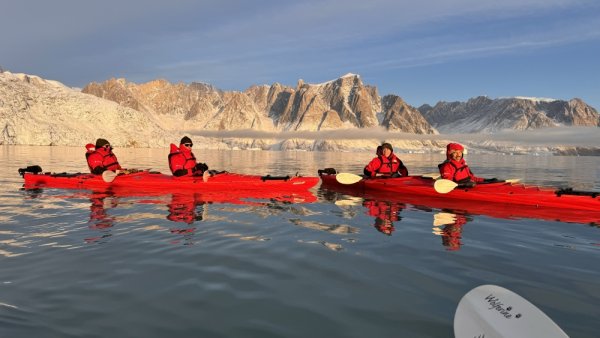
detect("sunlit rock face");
top-left (2, 70), bottom-right (597, 154)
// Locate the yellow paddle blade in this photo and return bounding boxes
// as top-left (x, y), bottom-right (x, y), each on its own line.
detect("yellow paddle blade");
top-left (505, 178), bottom-right (521, 183)
top-left (434, 179), bottom-right (458, 194)
top-left (336, 173), bottom-right (363, 185)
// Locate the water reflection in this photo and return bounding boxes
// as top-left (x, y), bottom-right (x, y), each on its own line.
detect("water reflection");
top-left (432, 211), bottom-right (472, 251)
top-left (319, 183), bottom-right (599, 251)
top-left (319, 180), bottom-right (600, 230)
top-left (166, 193), bottom-right (208, 245)
top-left (20, 185), bottom-right (317, 245)
top-left (167, 193), bottom-right (207, 225)
top-left (89, 193), bottom-right (118, 229)
top-left (363, 200), bottom-right (406, 236)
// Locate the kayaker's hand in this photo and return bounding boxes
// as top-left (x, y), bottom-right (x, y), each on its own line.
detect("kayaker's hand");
top-left (195, 163), bottom-right (209, 172)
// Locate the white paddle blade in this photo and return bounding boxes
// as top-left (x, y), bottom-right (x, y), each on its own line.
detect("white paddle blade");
top-left (454, 284), bottom-right (569, 338)
top-left (335, 173), bottom-right (363, 185)
top-left (202, 170), bottom-right (210, 183)
top-left (505, 178), bottom-right (521, 183)
top-left (434, 179), bottom-right (458, 194)
top-left (102, 170), bottom-right (118, 183)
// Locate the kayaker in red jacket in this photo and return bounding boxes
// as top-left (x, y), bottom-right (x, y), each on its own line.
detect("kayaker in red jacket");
top-left (86, 138), bottom-right (123, 175)
top-left (168, 136), bottom-right (209, 177)
top-left (438, 143), bottom-right (499, 187)
top-left (363, 143), bottom-right (409, 178)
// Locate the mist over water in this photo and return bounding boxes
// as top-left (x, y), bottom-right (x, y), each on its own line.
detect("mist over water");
top-left (1, 146), bottom-right (599, 338)
top-left (190, 126), bottom-right (600, 147)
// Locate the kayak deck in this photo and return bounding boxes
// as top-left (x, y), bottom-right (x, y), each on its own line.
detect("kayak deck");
top-left (23, 171), bottom-right (320, 192)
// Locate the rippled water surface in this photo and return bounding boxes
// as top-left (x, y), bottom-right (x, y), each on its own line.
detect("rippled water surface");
top-left (1, 145), bottom-right (599, 337)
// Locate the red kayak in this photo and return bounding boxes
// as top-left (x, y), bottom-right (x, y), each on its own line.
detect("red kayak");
top-left (318, 170), bottom-right (600, 224)
top-left (20, 167), bottom-right (319, 193)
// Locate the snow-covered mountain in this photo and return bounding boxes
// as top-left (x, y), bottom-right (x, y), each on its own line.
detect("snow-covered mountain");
top-left (1, 69), bottom-right (598, 154)
top-left (419, 96), bottom-right (599, 133)
top-left (0, 71), bottom-right (171, 147)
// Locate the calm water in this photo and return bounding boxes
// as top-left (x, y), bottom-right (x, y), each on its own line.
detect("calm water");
top-left (1, 145), bottom-right (599, 338)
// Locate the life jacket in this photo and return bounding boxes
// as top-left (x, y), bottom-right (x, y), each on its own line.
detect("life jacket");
top-left (85, 144), bottom-right (95, 171)
top-left (168, 143), bottom-right (198, 176)
top-left (87, 147), bottom-right (121, 174)
top-left (364, 153), bottom-right (408, 177)
top-left (438, 158), bottom-right (482, 183)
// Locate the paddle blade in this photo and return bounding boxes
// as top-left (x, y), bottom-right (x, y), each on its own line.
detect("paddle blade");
top-left (434, 179), bottom-right (458, 194)
top-left (454, 284), bottom-right (569, 338)
top-left (505, 178), bottom-right (521, 183)
top-left (202, 170), bottom-right (210, 183)
top-left (335, 173), bottom-right (363, 185)
top-left (102, 170), bottom-right (117, 183)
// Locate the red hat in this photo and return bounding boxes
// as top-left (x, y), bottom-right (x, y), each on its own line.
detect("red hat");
top-left (85, 143), bottom-right (95, 152)
top-left (446, 143), bottom-right (464, 154)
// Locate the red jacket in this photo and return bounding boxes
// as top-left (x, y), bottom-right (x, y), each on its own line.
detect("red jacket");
top-left (438, 158), bottom-right (484, 183)
top-left (87, 147), bottom-right (121, 174)
top-left (364, 153), bottom-right (408, 177)
top-left (168, 144), bottom-right (200, 177)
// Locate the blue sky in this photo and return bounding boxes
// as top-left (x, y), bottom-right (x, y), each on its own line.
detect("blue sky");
top-left (2, 0), bottom-right (599, 109)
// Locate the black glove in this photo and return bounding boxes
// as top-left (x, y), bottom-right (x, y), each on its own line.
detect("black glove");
top-left (195, 163), bottom-right (209, 172)
top-left (457, 181), bottom-right (476, 188)
top-left (483, 178), bottom-right (501, 184)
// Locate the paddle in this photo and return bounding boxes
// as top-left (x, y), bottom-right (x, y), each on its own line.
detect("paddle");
top-left (101, 168), bottom-right (154, 183)
top-left (434, 178), bottom-right (521, 194)
top-left (454, 284), bottom-right (569, 338)
top-left (202, 170), bottom-right (209, 183)
top-left (336, 172), bottom-right (442, 185)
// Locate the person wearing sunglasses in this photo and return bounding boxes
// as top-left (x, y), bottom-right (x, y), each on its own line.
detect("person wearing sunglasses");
top-left (438, 143), bottom-right (500, 188)
top-left (86, 138), bottom-right (123, 175)
top-left (168, 136), bottom-right (209, 177)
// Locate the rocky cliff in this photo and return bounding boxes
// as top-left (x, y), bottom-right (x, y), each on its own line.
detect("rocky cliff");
top-left (80, 73), bottom-right (439, 151)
